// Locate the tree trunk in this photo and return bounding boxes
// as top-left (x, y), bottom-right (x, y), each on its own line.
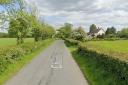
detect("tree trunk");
top-left (17, 36), bottom-right (20, 45)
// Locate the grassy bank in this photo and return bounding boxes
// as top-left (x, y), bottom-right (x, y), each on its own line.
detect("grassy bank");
top-left (65, 39), bottom-right (128, 85)
top-left (0, 39), bottom-right (54, 85)
top-left (68, 46), bottom-right (127, 85)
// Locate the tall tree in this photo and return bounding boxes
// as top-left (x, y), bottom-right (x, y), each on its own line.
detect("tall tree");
top-left (41, 24), bottom-right (55, 40)
top-left (71, 26), bottom-right (86, 41)
top-left (117, 28), bottom-right (128, 38)
top-left (57, 23), bottom-right (72, 38)
top-left (7, 0), bottom-right (32, 44)
top-left (105, 26), bottom-right (116, 35)
top-left (89, 24), bottom-right (97, 33)
top-left (8, 17), bottom-right (29, 44)
top-left (30, 16), bottom-right (42, 42)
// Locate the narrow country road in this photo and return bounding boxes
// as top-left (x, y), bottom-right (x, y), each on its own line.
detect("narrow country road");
top-left (4, 40), bottom-right (88, 85)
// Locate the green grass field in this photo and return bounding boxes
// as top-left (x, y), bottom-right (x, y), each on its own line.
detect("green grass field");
top-left (85, 40), bottom-right (128, 52)
top-left (0, 38), bottom-right (34, 47)
top-left (84, 40), bottom-right (128, 61)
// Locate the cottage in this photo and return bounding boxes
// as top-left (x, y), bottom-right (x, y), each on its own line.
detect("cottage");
top-left (88, 27), bottom-right (105, 38)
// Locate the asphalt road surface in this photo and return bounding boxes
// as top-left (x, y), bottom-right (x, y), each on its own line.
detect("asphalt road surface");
top-left (4, 40), bottom-right (88, 85)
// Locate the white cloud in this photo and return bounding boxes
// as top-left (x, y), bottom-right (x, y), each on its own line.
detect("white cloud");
top-left (26, 0), bottom-right (128, 31)
top-left (94, 0), bottom-right (116, 9)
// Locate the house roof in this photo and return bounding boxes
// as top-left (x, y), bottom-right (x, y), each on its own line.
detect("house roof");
top-left (88, 27), bottom-right (105, 35)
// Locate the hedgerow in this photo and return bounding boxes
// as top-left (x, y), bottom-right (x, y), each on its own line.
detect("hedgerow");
top-left (0, 41), bottom-right (45, 75)
top-left (65, 39), bottom-right (128, 85)
top-left (64, 38), bottom-right (81, 46)
top-left (78, 44), bottom-right (128, 85)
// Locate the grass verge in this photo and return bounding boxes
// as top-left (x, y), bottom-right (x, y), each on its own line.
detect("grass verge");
top-left (68, 46), bottom-right (122, 85)
top-left (0, 39), bottom-right (54, 85)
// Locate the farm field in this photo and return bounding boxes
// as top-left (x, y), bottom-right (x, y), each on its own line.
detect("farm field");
top-left (84, 40), bottom-right (128, 62)
top-left (0, 38), bottom-right (34, 47)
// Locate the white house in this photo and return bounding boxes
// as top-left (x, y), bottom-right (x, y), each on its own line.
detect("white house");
top-left (88, 27), bottom-right (105, 38)
top-left (95, 28), bottom-right (105, 36)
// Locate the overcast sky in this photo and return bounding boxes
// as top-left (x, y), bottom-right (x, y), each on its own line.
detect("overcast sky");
top-left (26, 0), bottom-right (128, 31)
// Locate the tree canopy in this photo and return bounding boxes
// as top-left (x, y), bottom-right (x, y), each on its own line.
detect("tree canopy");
top-left (89, 24), bottom-right (97, 33)
top-left (71, 26), bottom-right (87, 41)
top-left (56, 23), bottom-right (72, 39)
top-left (0, 0), bottom-right (12, 5)
top-left (117, 28), bottom-right (128, 38)
top-left (105, 27), bottom-right (116, 35)
top-left (8, 17), bottom-right (29, 44)
top-left (6, 0), bottom-right (55, 44)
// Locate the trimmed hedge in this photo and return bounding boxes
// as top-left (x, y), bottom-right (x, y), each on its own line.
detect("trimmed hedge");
top-left (0, 41), bottom-right (46, 75)
top-left (64, 38), bottom-right (81, 46)
top-left (89, 38), bottom-right (127, 41)
top-left (78, 44), bottom-right (128, 85)
top-left (65, 39), bottom-right (128, 85)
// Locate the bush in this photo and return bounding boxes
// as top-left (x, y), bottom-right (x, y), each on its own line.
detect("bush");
top-left (77, 44), bottom-right (128, 85)
top-left (105, 34), bottom-right (117, 38)
top-left (90, 38), bottom-right (124, 41)
top-left (71, 27), bottom-right (87, 41)
top-left (0, 41), bottom-right (45, 75)
top-left (64, 38), bottom-right (81, 46)
top-left (97, 34), bottom-right (105, 39)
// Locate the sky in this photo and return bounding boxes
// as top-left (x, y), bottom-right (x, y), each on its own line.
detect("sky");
top-left (1, 0), bottom-right (128, 32)
top-left (25, 0), bottom-right (128, 31)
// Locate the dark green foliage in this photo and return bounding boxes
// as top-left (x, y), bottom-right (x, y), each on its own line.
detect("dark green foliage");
top-left (117, 28), bottom-right (128, 38)
top-left (104, 27), bottom-right (117, 38)
top-left (0, 32), bottom-right (8, 38)
top-left (64, 38), bottom-right (80, 46)
top-left (71, 49), bottom-right (112, 85)
top-left (77, 44), bottom-right (128, 85)
top-left (90, 38), bottom-right (121, 41)
top-left (89, 24), bottom-right (97, 33)
top-left (32, 28), bottom-right (42, 42)
top-left (105, 34), bottom-right (117, 38)
top-left (56, 23), bottom-right (72, 39)
top-left (97, 34), bottom-right (105, 39)
top-left (41, 24), bottom-right (55, 40)
top-left (105, 27), bottom-right (116, 35)
top-left (65, 41), bottom-right (128, 85)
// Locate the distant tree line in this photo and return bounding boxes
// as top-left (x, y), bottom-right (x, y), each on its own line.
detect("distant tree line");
top-left (105, 27), bottom-right (128, 39)
top-left (55, 23), bottom-right (87, 41)
top-left (89, 24), bottom-right (128, 39)
top-left (0, 32), bottom-right (8, 38)
top-left (117, 28), bottom-right (128, 38)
